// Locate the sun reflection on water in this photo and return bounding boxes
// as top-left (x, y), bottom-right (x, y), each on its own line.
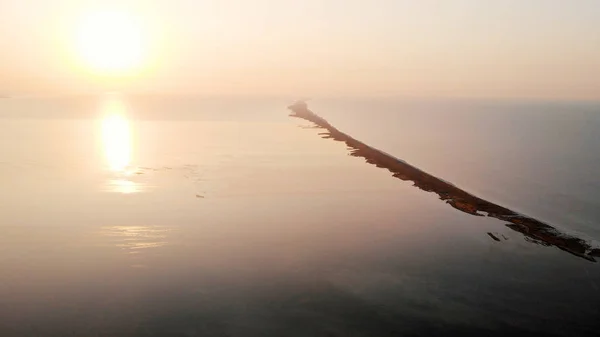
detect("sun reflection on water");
top-left (102, 99), bottom-right (131, 172)
top-left (101, 226), bottom-right (170, 253)
top-left (100, 225), bottom-right (172, 268)
top-left (100, 97), bottom-right (143, 193)
top-left (107, 179), bottom-right (142, 194)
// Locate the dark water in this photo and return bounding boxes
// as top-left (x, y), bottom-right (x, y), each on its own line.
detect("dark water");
top-left (0, 97), bottom-right (599, 336)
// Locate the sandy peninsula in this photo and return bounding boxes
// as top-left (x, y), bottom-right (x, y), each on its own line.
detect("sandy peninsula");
top-left (288, 101), bottom-right (599, 262)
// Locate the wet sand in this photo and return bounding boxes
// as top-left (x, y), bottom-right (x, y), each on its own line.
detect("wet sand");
top-left (288, 101), bottom-right (599, 262)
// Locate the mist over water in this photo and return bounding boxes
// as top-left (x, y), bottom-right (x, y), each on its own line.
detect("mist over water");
top-left (312, 98), bottom-right (600, 240)
top-left (0, 96), bottom-right (599, 336)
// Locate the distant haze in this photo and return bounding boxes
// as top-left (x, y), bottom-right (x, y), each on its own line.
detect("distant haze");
top-left (1, 0), bottom-right (599, 100)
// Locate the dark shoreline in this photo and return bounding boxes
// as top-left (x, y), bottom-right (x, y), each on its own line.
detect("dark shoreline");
top-left (288, 101), bottom-right (599, 262)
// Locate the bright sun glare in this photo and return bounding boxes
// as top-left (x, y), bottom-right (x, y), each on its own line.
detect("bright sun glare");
top-left (77, 10), bottom-right (144, 74)
top-left (100, 97), bottom-right (142, 194)
top-left (101, 99), bottom-right (132, 172)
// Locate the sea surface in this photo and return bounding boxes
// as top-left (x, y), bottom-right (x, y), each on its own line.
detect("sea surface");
top-left (0, 96), bottom-right (599, 336)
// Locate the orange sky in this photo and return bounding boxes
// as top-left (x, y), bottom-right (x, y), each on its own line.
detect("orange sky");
top-left (1, 0), bottom-right (599, 100)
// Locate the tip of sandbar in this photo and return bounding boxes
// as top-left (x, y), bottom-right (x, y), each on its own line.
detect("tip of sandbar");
top-left (288, 100), bottom-right (308, 111)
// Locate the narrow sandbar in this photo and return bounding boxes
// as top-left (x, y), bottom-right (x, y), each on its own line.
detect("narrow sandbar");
top-left (288, 101), bottom-right (598, 262)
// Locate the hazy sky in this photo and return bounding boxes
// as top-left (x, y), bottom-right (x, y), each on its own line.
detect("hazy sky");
top-left (1, 0), bottom-right (599, 100)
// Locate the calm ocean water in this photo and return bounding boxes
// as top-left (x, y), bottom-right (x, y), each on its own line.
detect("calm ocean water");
top-left (311, 98), bottom-right (600, 241)
top-left (0, 96), bottom-right (599, 336)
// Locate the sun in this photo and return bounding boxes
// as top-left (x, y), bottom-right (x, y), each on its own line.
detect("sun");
top-left (76, 10), bottom-right (144, 74)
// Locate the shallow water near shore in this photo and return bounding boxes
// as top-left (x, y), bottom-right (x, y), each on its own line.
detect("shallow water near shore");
top-left (1, 96), bottom-right (599, 336)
